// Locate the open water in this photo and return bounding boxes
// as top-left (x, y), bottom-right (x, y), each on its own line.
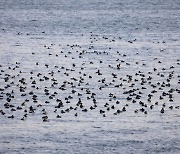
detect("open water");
top-left (0, 0), bottom-right (180, 153)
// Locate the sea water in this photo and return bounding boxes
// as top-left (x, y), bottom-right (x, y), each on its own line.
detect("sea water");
top-left (0, 0), bottom-right (180, 153)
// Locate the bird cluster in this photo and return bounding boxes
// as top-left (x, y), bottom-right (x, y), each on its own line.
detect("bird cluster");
top-left (0, 33), bottom-right (179, 122)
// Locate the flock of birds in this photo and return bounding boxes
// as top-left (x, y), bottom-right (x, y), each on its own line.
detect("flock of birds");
top-left (0, 32), bottom-right (180, 122)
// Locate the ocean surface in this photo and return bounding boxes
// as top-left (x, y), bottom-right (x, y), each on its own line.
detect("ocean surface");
top-left (0, 0), bottom-right (180, 153)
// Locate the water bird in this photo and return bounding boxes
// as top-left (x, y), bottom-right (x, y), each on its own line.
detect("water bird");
top-left (160, 108), bottom-right (165, 113)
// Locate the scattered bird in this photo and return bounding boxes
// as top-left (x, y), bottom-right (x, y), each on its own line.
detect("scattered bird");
top-left (0, 32), bottom-right (179, 122)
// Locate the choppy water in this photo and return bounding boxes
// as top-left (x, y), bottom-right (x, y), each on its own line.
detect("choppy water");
top-left (0, 0), bottom-right (180, 153)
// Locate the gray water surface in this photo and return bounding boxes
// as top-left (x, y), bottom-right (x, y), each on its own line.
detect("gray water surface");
top-left (0, 0), bottom-right (180, 153)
